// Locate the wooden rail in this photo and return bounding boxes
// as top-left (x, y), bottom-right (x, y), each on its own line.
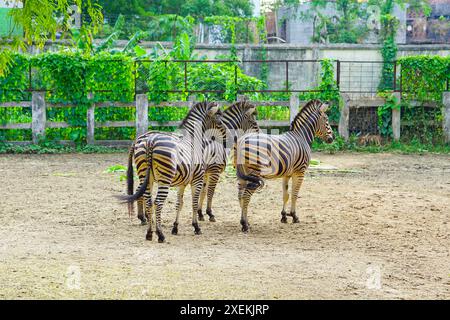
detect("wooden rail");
top-left (1, 92), bottom-right (449, 145)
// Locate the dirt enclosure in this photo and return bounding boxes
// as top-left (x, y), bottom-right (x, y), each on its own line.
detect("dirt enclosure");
top-left (0, 152), bottom-right (449, 299)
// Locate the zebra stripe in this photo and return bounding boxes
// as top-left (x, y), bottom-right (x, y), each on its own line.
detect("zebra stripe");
top-left (197, 101), bottom-right (260, 222)
top-left (120, 102), bottom-right (226, 242)
top-left (235, 99), bottom-right (334, 232)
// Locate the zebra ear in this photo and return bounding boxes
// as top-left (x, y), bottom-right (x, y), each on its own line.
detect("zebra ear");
top-left (207, 102), bottom-right (219, 115)
top-left (245, 104), bottom-right (256, 115)
top-left (320, 102), bottom-right (330, 113)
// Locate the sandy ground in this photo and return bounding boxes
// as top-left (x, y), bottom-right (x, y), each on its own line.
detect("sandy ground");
top-left (0, 152), bottom-right (449, 300)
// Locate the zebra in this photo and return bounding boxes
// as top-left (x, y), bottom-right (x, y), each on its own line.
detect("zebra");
top-left (197, 101), bottom-right (260, 223)
top-left (119, 102), bottom-right (226, 242)
top-left (234, 99), bottom-right (334, 232)
top-left (127, 100), bottom-right (259, 226)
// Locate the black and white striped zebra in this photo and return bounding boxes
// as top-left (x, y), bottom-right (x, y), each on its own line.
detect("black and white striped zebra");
top-left (234, 99), bottom-right (334, 232)
top-left (197, 101), bottom-right (260, 222)
top-left (120, 102), bottom-right (226, 242)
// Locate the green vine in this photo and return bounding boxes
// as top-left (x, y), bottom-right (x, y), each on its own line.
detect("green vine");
top-left (257, 16), bottom-right (268, 87)
top-left (377, 1), bottom-right (399, 137)
top-left (398, 55), bottom-right (450, 143)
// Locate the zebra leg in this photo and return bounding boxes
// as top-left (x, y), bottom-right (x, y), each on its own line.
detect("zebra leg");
top-left (280, 176), bottom-right (290, 223)
top-left (191, 178), bottom-right (203, 235)
top-left (240, 185), bottom-right (256, 233)
top-left (153, 184), bottom-right (170, 243)
top-left (144, 188), bottom-right (154, 241)
top-left (290, 174), bottom-right (305, 224)
top-left (197, 179), bottom-right (208, 221)
top-left (205, 172), bottom-right (220, 222)
top-left (172, 185), bottom-right (185, 235)
top-left (137, 197), bottom-right (147, 225)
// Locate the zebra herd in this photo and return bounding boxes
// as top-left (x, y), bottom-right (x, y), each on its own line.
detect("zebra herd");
top-left (119, 99), bottom-right (334, 242)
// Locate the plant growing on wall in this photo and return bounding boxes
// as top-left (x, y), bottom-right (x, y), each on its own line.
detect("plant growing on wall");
top-left (375, 0), bottom-right (432, 138)
top-left (397, 55), bottom-right (449, 142)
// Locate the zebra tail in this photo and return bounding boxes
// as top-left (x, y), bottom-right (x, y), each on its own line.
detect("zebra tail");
top-left (126, 144), bottom-right (135, 217)
top-left (116, 165), bottom-right (151, 205)
top-left (236, 164), bottom-right (265, 190)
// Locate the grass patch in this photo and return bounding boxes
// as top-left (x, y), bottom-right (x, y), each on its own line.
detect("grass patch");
top-left (1, 136), bottom-right (449, 155)
top-left (312, 136), bottom-right (450, 155)
top-left (0, 141), bottom-right (127, 154)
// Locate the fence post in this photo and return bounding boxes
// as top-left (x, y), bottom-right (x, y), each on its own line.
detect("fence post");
top-left (338, 93), bottom-right (350, 141)
top-left (136, 94), bottom-right (149, 137)
top-left (86, 93), bottom-right (95, 145)
top-left (392, 92), bottom-right (401, 141)
top-left (32, 91), bottom-right (46, 144)
top-left (289, 94), bottom-right (299, 123)
top-left (443, 91), bottom-right (450, 143)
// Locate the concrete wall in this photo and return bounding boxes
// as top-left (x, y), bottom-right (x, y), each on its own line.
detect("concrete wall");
top-left (35, 40), bottom-right (450, 98)
top-left (276, 3), bottom-right (407, 45)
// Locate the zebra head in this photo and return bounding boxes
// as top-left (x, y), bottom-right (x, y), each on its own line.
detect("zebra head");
top-left (240, 102), bottom-right (260, 133)
top-left (222, 101), bottom-right (260, 146)
top-left (204, 103), bottom-right (227, 146)
top-left (316, 102), bottom-right (334, 144)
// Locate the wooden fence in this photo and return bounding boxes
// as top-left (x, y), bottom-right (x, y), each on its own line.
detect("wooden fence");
top-left (1, 92), bottom-right (450, 145)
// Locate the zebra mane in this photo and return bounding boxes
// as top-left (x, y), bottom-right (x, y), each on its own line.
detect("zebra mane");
top-left (223, 101), bottom-right (252, 116)
top-left (179, 101), bottom-right (210, 129)
top-left (289, 99), bottom-right (322, 131)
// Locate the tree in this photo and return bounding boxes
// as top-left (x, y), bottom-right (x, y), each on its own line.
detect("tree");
top-left (0, 0), bottom-right (103, 76)
top-left (97, 0), bottom-right (253, 18)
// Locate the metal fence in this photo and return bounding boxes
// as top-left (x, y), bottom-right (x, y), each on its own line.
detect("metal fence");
top-left (4, 59), bottom-right (449, 101)
top-left (133, 59), bottom-right (405, 101)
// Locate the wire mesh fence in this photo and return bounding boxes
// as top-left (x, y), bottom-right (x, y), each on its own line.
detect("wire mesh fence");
top-left (134, 59), bottom-right (339, 100)
top-left (338, 61), bottom-right (398, 99)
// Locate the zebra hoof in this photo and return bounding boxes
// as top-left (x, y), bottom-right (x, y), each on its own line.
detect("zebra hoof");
top-left (156, 231), bottom-right (165, 243)
top-left (145, 231), bottom-right (153, 241)
top-left (171, 225), bottom-right (178, 235)
top-left (198, 209), bottom-right (205, 221)
top-left (291, 212), bottom-right (299, 223)
top-left (241, 225), bottom-right (249, 233)
top-left (192, 222), bottom-right (202, 235)
top-left (281, 210), bottom-right (288, 223)
top-left (206, 209), bottom-right (215, 222)
top-left (138, 214), bottom-right (147, 225)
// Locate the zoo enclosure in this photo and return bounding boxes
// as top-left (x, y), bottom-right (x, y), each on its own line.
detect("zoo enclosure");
top-left (1, 59), bottom-right (449, 145)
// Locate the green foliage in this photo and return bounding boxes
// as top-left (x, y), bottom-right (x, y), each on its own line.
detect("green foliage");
top-left (377, 0), bottom-right (398, 137)
top-left (1, 0), bottom-right (103, 75)
top-left (145, 31), bottom-right (264, 104)
top-left (0, 140), bottom-right (127, 154)
top-left (98, 0), bottom-right (254, 18)
top-left (377, 92), bottom-right (399, 137)
top-left (105, 164), bottom-right (126, 173)
top-left (397, 55), bottom-right (449, 143)
top-left (398, 55), bottom-right (450, 102)
top-left (257, 16), bottom-right (269, 86)
top-left (312, 134), bottom-right (450, 154)
top-left (147, 15), bottom-right (196, 42)
top-left (299, 59), bottom-right (341, 123)
top-left (0, 51), bottom-right (135, 144)
top-left (299, 0), bottom-right (369, 44)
